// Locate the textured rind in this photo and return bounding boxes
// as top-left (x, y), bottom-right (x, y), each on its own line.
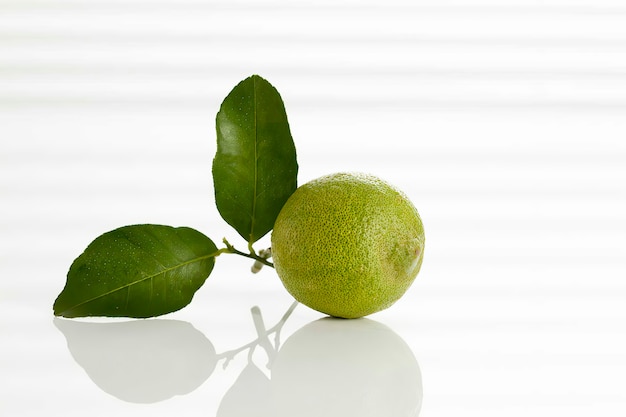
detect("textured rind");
top-left (271, 172), bottom-right (425, 318)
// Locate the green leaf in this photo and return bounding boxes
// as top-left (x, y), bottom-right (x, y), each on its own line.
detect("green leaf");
top-left (213, 74), bottom-right (298, 244)
top-left (53, 224), bottom-right (218, 318)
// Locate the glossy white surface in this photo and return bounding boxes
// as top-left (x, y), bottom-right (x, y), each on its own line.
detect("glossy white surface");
top-left (1, 1), bottom-right (626, 415)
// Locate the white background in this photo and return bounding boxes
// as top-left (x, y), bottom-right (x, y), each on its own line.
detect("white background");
top-left (1, 0), bottom-right (625, 415)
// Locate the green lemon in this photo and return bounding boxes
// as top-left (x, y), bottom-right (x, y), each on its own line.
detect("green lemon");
top-left (271, 172), bottom-right (425, 318)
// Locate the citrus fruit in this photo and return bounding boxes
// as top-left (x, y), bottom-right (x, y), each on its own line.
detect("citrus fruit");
top-left (271, 172), bottom-right (425, 318)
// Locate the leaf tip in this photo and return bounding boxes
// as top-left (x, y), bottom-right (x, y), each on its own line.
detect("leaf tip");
top-left (52, 296), bottom-right (69, 317)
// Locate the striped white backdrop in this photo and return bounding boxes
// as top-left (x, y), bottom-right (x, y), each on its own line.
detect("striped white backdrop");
top-left (1, 1), bottom-right (625, 416)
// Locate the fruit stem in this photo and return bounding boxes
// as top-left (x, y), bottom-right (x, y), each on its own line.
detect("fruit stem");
top-left (247, 241), bottom-right (257, 256)
top-left (222, 238), bottom-right (275, 268)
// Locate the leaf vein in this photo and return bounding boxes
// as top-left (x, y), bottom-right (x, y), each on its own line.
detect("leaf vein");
top-left (250, 75), bottom-right (258, 243)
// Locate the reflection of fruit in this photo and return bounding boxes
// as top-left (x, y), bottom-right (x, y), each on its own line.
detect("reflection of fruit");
top-left (271, 172), bottom-right (425, 318)
top-left (217, 363), bottom-right (272, 417)
top-left (271, 317), bottom-right (422, 416)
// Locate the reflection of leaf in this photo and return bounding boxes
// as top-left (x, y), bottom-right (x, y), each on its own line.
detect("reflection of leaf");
top-left (54, 318), bottom-right (217, 403)
top-left (217, 363), bottom-right (272, 417)
top-left (213, 75), bottom-right (298, 244)
top-left (271, 317), bottom-right (423, 417)
top-left (53, 224), bottom-right (217, 318)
